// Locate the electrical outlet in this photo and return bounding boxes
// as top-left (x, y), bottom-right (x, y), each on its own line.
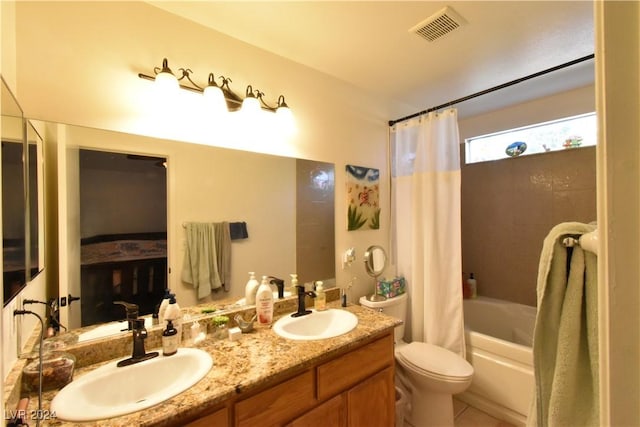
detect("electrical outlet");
top-left (342, 248), bottom-right (356, 269)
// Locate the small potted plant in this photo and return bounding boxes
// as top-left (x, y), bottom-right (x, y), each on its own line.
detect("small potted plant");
top-left (209, 315), bottom-right (229, 339)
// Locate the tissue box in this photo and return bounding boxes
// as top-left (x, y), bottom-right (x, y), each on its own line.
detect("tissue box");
top-left (376, 277), bottom-right (406, 298)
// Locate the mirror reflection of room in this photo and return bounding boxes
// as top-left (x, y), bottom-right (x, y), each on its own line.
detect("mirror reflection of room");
top-left (78, 149), bottom-right (167, 328)
top-left (2, 138), bottom-right (26, 303)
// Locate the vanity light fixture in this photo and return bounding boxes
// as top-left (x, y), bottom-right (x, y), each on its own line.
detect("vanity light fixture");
top-left (137, 58), bottom-right (292, 117)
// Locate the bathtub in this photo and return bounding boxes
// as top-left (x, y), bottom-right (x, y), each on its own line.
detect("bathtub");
top-left (458, 296), bottom-right (536, 426)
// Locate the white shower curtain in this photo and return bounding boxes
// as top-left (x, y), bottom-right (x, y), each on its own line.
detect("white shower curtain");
top-left (390, 109), bottom-right (465, 356)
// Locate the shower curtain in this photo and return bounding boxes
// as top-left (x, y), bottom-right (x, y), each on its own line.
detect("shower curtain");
top-left (390, 109), bottom-right (465, 356)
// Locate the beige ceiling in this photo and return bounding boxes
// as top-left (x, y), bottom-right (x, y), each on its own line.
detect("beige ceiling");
top-left (148, 1), bottom-right (595, 120)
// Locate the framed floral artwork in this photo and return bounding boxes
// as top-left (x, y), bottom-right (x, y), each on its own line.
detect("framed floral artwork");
top-left (346, 165), bottom-right (380, 230)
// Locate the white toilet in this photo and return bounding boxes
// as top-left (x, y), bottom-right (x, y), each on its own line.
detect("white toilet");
top-left (360, 293), bottom-right (473, 427)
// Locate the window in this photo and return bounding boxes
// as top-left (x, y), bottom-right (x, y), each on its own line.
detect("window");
top-left (465, 112), bottom-right (597, 164)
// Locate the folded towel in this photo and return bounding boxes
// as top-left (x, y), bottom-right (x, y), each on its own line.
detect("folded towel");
top-left (229, 222), bottom-right (249, 240)
top-left (528, 222), bottom-right (598, 427)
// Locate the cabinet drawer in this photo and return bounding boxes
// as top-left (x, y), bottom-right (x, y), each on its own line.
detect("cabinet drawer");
top-left (235, 370), bottom-right (316, 427)
top-left (317, 333), bottom-right (394, 401)
top-left (186, 406), bottom-right (228, 426)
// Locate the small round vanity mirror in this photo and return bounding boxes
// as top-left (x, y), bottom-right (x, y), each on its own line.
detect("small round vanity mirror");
top-left (363, 245), bottom-right (387, 302)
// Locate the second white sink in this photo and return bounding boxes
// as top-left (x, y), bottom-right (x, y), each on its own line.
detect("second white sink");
top-left (51, 347), bottom-right (213, 422)
top-left (273, 308), bottom-right (358, 340)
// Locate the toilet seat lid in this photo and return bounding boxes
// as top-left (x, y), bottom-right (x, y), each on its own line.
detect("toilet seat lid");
top-left (396, 342), bottom-right (473, 379)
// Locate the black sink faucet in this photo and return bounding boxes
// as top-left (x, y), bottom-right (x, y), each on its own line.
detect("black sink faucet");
top-left (292, 284), bottom-right (316, 318)
top-left (117, 318), bottom-right (159, 367)
top-left (268, 277), bottom-right (286, 299)
top-left (114, 300), bottom-right (139, 331)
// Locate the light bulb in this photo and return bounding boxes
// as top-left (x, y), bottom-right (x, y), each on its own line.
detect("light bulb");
top-left (241, 96), bottom-right (260, 115)
top-left (276, 105), bottom-right (296, 136)
top-left (154, 71), bottom-right (178, 92)
top-left (203, 85), bottom-right (228, 115)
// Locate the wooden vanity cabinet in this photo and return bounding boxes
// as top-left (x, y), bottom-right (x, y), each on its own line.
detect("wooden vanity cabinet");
top-left (236, 333), bottom-right (395, 427)
top-left (186, 332), bottom-right (394, 427)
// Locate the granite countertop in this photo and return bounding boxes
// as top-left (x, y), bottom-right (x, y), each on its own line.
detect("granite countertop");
top-left (16, 300), bottom-right (399, 426)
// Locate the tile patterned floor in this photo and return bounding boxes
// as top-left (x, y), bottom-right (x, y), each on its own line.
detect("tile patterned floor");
top-left (453, 399), bottom-right (516, 427)
top-left (400, 398), bottom-right (517, 427)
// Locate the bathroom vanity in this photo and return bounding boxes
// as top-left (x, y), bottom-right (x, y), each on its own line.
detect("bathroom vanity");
top-left (4, 300), bottom-right (399, 426)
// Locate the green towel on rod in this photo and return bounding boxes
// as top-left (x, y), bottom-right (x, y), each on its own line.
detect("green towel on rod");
top-left (181, 222), bottom-right (223, 299)
top-left (528, 222), bottom-right (599, 427)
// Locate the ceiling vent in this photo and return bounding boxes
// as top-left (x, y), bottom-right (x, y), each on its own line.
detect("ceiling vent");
top-left (409, 6), bottom-right (467, 42)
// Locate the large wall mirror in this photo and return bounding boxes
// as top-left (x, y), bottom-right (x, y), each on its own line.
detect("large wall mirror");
top-left (49, 122), bottom-right (335, 338)
top-left (2, 78), bottom-right (45, 307)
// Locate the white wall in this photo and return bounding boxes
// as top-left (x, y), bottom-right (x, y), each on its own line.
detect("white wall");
top-left (458, 84), bottom-right (595, 141)
top-left (595, 1), bottom-right (640, 424)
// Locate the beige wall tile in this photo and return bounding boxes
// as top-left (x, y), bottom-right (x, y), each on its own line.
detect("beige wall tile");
top-left (461, 147), bottom-right (596, 307)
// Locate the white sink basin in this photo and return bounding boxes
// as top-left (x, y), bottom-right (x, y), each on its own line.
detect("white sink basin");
top-left (51, 348), bottom-right (213, 421)
top-left (273, 309), bottom-right (358, 340)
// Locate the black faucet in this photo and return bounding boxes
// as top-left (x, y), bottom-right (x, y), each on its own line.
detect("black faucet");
top-left (269, 277), bottom-right (286, 299)
top-left (117, 318), bottom-right (159, 367)
top-left (292, 284), bottom-right (316, 317)
top-left (114, 300), bottom-right (139, 331)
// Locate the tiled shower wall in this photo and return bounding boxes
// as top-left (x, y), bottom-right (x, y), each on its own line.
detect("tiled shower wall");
top-left (461, 146), bottom-right (596, 307)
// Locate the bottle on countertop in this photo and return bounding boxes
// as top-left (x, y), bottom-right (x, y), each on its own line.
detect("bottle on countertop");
top-left (158, 288), bottom-right (172, 325)
top-left (462, 275), bottom-right (471, 299)
top-left (245, 272), bottom-right (260, 305)
top-left (314, 281), bottom-right (327, 311)
top-left (162, 319), bottom-right (179, 356)
top-left (256, 276), bottom-right (274, 326)
top-left (164, 293), bottom-right (182, 343)
top-left (467, 273), bottom-right (477, 299)
top-left (289, 273), bottom-right (299, 293)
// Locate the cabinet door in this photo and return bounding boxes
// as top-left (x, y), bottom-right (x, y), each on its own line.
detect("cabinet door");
top-left (186, 406), bottom-right (229, 426)
top-left (235, 370), bottom-right (316, 427)
top-left (346, 367), bottom-right (395, 427)
top-left (287, 394), bottom-right (346, 427)
top-left (317, 334), bottom-right (394, 401)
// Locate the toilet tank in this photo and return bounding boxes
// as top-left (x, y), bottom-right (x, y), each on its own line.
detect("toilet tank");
top-left (359, 293), bottom-right (408, 344)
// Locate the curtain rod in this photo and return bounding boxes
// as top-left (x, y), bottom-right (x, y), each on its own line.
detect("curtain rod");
top-left (388, 54), bottom-right (595, 127)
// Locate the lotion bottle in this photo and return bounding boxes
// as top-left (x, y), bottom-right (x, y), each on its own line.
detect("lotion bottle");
top-left (289, 273), bottom-right (299, 293)
top-left (315, 281), bottom-right (327, 311)
top-left (256, 276), bottom-right (274, 326)
top-left (245, 272), bottom-right (260, 305)
top-left (164, 294), bottom-right (182, 343)
top-left (467, 273), bottom-right (477, 299)
top-left (162, 319), bottom-right (178, 356)
top-left (158, 288), bottom-right (172, 325)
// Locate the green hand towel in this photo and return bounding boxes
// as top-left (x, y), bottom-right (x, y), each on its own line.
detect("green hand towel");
top-left (181, 223), bottom-right (222, 299)
top-left (528, 222), bottom-right (598, 427)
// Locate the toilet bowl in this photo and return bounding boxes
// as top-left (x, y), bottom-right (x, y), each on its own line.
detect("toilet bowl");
top-left (360, 293), bottom-right (473, 427)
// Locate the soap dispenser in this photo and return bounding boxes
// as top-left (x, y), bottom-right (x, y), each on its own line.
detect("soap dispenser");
top-left (162, 319), bottom-right (179, 356)
top-left (158, 288), bottom-right (172, 325)
top-left (245, 272), bottom-right (260, 305)
top-left (256, 276), bottom-right (274, 326)
top-left (164, 294), bottom-right (182, 343)
top-left (315, 281), bottom-right (327, 311)
top-left (289, 273), bottom-right (299, 293)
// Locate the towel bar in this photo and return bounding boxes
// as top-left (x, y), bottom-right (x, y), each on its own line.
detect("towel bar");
top-left (562, 229), bottom-right (598, 255)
